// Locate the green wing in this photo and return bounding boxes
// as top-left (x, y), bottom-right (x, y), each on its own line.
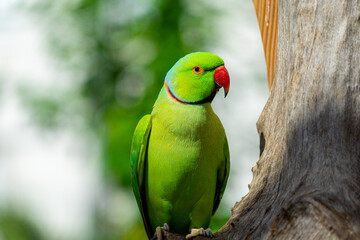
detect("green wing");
top-left (212, 136), bottom-right (230, 215)
top-left (130, 114), bottom-right (153, 238)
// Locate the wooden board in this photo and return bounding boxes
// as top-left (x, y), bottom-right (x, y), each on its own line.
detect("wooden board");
top-left (253, 0), bottom-right (278, 90)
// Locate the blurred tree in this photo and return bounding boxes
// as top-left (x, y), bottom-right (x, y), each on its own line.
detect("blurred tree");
top-left (30, 0), bottom-right (216, 187)
top-left (25, 0), bottom-right (224, 239)
top-left (0, 209), bottom-right (44, 240)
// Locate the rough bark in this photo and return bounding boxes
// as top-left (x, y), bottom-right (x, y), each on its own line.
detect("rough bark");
top-left (161, 0), bottom-right (360, 239)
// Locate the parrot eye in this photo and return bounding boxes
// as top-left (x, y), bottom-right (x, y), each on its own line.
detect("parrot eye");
top-left (192, 66), bottom-right (204, 74)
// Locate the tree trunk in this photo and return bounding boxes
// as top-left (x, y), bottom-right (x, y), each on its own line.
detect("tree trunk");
top-left (161, 1), bottom-right (360, 239)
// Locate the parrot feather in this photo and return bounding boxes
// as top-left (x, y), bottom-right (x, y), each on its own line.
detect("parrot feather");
top-left (213, 137), bottom-right (230, 215)
top-left (130, 114), bottom-right (153, 237)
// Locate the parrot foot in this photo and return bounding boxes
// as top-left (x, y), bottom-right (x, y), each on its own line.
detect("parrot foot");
top-left (186, 228), bottom-right (213, 239)
top-left (154, 223), bottom-right (169, 240)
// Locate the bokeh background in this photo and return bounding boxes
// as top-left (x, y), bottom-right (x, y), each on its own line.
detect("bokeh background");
top-left (0, 0), bottom-right (269, 239)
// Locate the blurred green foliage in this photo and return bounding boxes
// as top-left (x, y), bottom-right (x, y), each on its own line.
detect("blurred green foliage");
top-left (30, 0), bottom-right (216, 187)
top-left (19, 87), bottom-right (61, 129)
top-left (0, 209), bottom-right (44, 240)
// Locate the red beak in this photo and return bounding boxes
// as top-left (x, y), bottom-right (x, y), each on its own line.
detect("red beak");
top-left (214, 66), bottom-right (230, 97)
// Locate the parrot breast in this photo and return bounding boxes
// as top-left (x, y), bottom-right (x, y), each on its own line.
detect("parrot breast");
top-left (144, 87), bottom-right (226, 234)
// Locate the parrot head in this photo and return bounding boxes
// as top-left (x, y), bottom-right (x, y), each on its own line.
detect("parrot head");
top-left (164, 52), bottom-right (230, 104)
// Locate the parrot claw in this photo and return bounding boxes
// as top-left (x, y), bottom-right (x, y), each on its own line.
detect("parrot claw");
top-left (154, 223), bottom-right (170, 240)
top-left (163, 223), bottom-right (170, 231)
top-left (186, 228), bottom-right (213, 239)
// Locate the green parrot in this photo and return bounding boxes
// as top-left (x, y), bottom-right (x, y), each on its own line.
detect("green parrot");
top-left (130, 52), bottom-right (230, 239)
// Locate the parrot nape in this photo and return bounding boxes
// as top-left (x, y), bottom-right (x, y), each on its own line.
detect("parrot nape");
top-left (130, 52), bottom-right (230, 239)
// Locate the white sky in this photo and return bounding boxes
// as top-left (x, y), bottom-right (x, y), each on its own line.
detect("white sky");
top-left (211, 0), bottom-right (269, 206)
top-left (0, 0), bottom-right (268, 239)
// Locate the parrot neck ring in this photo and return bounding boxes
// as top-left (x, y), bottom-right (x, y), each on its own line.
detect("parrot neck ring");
top-left (164, 81), bottom-right (218, 105)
